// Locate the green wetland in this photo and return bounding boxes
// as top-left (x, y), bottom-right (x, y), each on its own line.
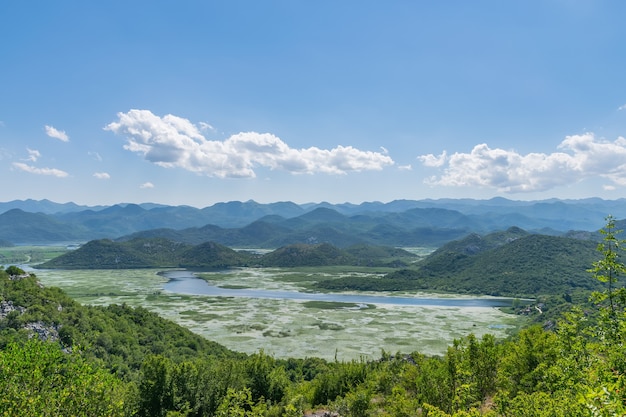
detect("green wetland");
top-left (33, 265), bottom-right (524, 360)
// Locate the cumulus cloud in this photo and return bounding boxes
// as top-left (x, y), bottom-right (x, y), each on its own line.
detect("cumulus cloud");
top-left (44, 125), bottom-right (69, 142)
top-left (418, 150), bottom-right (448, 168)
top-left (93, 172), bottom-right (110, 179)
top-left (12, 162), bottom-right (68, 177)
top-left (140, 182), bottom-right (154, 189)
top-left (105, 109), bottom-right (394, 178)
top-left (418, 133), bottom-right (626, 192)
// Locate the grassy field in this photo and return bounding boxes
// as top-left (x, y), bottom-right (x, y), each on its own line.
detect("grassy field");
top-left (33, 265), bottom-right (525, 361)
top-left (0, 245), bottom-right (68, 266)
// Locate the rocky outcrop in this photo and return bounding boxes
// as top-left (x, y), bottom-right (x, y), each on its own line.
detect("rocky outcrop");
top-left (1, 299), bottom-right (60, 342)
top-left (0, 300), bottom-right (25, 318)
top-left (24, 321), bottom-right (60, 342)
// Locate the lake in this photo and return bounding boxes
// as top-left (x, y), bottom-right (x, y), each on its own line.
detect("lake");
top-left (34, 267), bottom-right (526, 360)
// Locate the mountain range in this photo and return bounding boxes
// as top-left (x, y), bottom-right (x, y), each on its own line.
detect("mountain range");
top-left (1, 197), bottom-right (623, 246)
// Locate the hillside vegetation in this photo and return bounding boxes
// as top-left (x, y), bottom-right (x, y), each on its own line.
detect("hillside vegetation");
top-left (42, 228), bottom-right (607, 301)
top-left (2, 215), bottom-right (626, 415)
top-left (315, 229), bottom-right (602, 298)
top-left (39, 238), bottom-right (418, 270)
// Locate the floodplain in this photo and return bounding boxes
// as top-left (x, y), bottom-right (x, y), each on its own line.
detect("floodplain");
top-left (33, 265), bottom-right (525, 361)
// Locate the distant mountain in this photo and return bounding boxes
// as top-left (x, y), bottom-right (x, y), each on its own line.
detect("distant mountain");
top-left (0, 209), bottom-right (91, 243)
top-left (199, 200), bottom-right (305, 227)
top-left (120, 207), bottom-right (471, 248)
top-left (0, 199), bottom-right (99, 214)
top-left (1, 197), bottom-right (624, 245)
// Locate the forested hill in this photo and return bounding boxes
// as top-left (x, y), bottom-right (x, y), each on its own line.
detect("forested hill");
top-left (39, 238), bottom-right (418, 269)
top-left (0, 267), bottom-right (237, 376)
top-left (315, 230), bottom-right (604, 298)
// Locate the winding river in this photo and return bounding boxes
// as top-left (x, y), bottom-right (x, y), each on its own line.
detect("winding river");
top-left (161, 270), bottom-right (519, 308)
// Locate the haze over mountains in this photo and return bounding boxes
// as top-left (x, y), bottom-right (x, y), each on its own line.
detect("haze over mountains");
top-left (0, 198), bottom-right (623, 246)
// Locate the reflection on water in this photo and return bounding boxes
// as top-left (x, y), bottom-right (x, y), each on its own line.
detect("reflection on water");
top-left (162, 270), bottom-right (518, 308)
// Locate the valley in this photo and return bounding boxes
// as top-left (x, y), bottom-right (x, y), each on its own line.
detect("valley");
top-left (33, 265), bottom-right (523, 360)
top-left (2, 208), bottom-right (624, 415)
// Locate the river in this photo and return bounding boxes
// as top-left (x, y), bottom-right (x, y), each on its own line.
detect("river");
top-left (161, 270), bottom-right (520, 308)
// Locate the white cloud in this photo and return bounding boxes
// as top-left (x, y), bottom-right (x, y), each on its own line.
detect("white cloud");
top-left (418, 133), bottom-right (626, 192)
top-left (619, 104), bottom-right (626, 111)
top-left (398, 164), bottom-right (413, 171)
top-left (93, 172), bottom-right (110, 179)
top-left (12, 162), bottom-right (68, 177)
top-left (25, 148), bottom-right (41, 162)
top-left (44, 125), bottom-right (69, 142)
top-left (418, 151), bottom-right (448, 167)
top-left (140, 182), bottom-right (154, 189)
top-left (105, 109), bottom-right (394, 178)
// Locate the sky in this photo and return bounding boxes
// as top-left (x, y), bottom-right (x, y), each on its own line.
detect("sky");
top-left (1, 1), bottom-right (626, 208)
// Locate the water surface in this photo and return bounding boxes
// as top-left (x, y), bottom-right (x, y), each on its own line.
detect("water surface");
top-left (162, 270), bottom-right (518, 307)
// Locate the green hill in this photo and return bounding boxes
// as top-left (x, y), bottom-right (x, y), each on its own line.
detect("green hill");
top-left (39, 238), bottom-right (416, 270)
top-left (41, 238), bottom-right (193, 269)
top-left (257, 242), bottom-right (356, 267)
top-left (315, 231), bottom-right (602, 298)
top-left (0, 268), bottom-right (236, 375)
top-left (344, 244), bottom-right (418, 267)
top-left (178, 241), bottom-right (253, 268)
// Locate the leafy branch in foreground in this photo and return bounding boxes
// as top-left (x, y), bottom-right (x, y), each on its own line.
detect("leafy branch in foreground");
top-left (588, 215), bottom-right (626, 335)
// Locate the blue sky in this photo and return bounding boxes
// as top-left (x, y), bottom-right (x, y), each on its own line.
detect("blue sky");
top-left (1, 1), bottom-right (625, 207)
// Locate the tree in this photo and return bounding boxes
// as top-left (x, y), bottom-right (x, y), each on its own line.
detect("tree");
top-left (0, 339), bottom-right (128, 416)
top-left (4, 265), bottom-right (25, 276)
top-left (584, 215), bottom-right (626, 416)
top-left (137, 355), bottom-right (174, 417)
top-left (588, 214), bottom-right (626, 339)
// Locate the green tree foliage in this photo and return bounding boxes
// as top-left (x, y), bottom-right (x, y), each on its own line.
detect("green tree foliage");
top-left (310, 359), bottom-right (369, 406)
top-left (244, 351), bottom-right (290, 403)
top-left (135, 354), bottom-right (249, 417)
top-left (40, 238), bottom-right (416, 270)
top-left (4, 265), bottom-right (25, 276)
top-left (0, 339), bottom-right (128, 417)
top-left (583, 214), bottom-right (626, 416)
top-left (589, 215), bottom-right (626, 332)
top-left (316, 233), bottom-right (601, 299)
